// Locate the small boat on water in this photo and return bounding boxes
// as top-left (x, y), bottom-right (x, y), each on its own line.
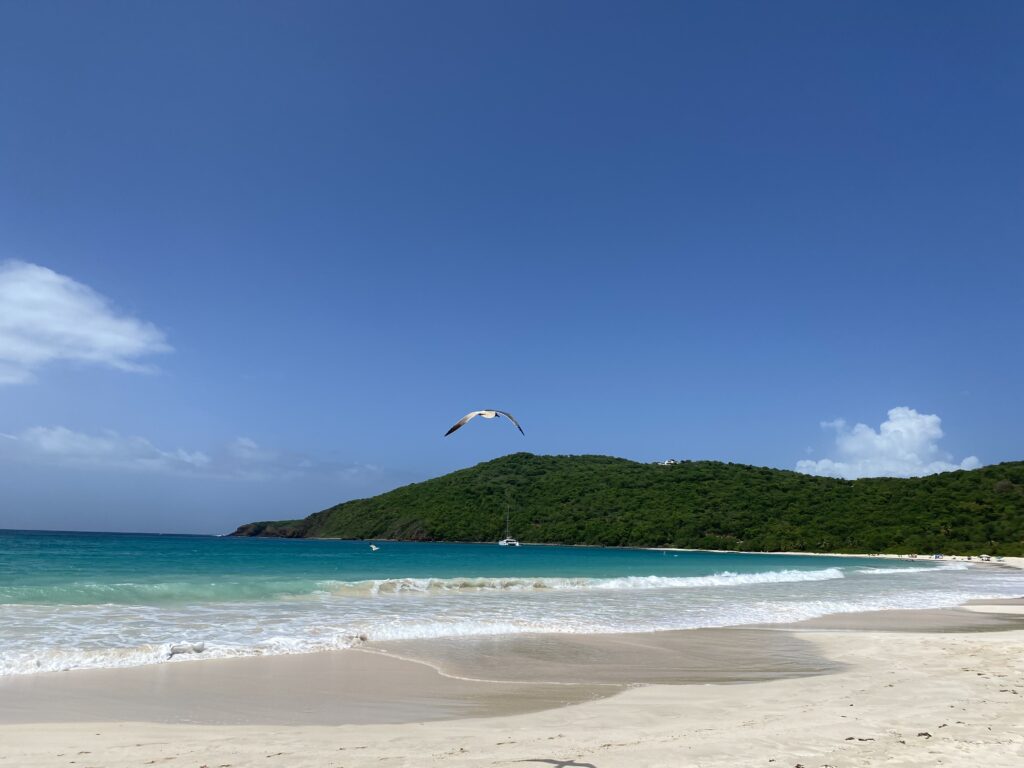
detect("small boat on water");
top-left (498, 503), bottom-right (520, 546)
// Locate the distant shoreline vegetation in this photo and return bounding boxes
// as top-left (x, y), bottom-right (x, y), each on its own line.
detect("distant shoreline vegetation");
top-left (231, 453), bottom-right (1024, 556)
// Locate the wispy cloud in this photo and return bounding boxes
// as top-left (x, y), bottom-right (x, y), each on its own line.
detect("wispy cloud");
top-left (0, 261), bottom-right (170, 384)
top-left (0, 426), bottom-right (211, 475)
top-left (0, 426), bottom-right (380, 482)
top-left (796, 406), bottom-right (980, 480)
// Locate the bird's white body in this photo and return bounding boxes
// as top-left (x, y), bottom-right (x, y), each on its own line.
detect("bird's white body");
top-left (444, 409), bottom-right (524, 436)
top-left (369, 544), bottom-right (379, 551)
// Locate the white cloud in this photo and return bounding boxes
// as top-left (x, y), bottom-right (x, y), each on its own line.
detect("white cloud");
top-left (0, 425), bottom-right (380, 483)
top-left (228, 437), bottom-right (279, 464)
top-left (0, 261), bottom-right (170, 384)
top-left (796, 406), bottom-right (980, 480)
top-left (4, 426), bottom-right (211, 474)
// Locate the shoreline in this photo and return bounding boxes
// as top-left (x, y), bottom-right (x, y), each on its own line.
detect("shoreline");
top-left (2, 602), bottom-right (1024, 767)
top-left (648, 546), bottom-right (1024, 569)
top-left (3, 599), bottom-right (1023, 728)
top-left (3, 551), bottom-right (1021, 682)
top-left (230, 533), bottom-right (1024, 568)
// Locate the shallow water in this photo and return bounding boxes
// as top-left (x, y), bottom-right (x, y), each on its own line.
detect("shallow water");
top-left (2, 529), bottom-right (1021, 676)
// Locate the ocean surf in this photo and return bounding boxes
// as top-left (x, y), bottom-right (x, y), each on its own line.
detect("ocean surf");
top-left (1, 530), bottom-right (1021, 676)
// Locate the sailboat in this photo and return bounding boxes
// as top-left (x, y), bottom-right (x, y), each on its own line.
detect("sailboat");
top-left (498, 503), bottom-right (520, 547)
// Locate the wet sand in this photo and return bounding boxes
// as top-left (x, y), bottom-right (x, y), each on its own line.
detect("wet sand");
top-left (2, 600), bottom-right (1022, 730)
top-left (779, 600), bottom-right (1024, 632)
top-left (371, 626), bottom-right (839, 687)
top-left (0, 646), bottom-right (606, 726)
top-left (0, 627), bottom-right (836, 726)
top-left (3, 611), bottom-right (1024, 767)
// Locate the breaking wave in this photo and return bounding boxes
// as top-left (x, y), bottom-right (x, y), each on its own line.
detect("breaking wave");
top-left (856, 564), bottom-right (969, 575)
top-left (319, 569), bottom-right (846, 595)
top-left (3, 562), bottom-right (1020, 678)
top-left (1, 569), bottom-right (847, 605)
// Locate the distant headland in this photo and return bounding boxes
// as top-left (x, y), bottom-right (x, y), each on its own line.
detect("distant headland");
top-left (230, 453), bottom-right (1024, 556)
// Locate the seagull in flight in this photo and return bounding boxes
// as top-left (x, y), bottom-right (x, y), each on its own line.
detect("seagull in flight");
top-left (445, 410), bottom-right (525, 437)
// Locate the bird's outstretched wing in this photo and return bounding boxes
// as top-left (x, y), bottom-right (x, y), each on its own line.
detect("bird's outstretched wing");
top-left (444, 411), bottom-right (483, 436)
top-left (496, 410), bottom-right (525, 435)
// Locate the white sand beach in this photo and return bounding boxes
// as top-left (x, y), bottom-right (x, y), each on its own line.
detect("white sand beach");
top-left (3, 600), bottom-right (1023, 767)
top-left (657, 548), bottom-right (1024, 571)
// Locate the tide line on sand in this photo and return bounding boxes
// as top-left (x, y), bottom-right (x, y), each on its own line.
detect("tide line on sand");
top-left (1, 601), bottom-right (1023, 767)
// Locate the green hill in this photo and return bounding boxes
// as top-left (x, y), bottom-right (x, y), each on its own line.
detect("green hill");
top-left (230, 453), bottom-right (1024, 555)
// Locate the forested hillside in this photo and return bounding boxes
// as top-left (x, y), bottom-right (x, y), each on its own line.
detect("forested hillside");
top-left (231, 453), bottom-right (1024, 555)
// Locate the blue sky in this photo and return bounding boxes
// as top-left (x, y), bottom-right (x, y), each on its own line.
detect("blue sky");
top-left (1, 1), bottom-right (1021, 534)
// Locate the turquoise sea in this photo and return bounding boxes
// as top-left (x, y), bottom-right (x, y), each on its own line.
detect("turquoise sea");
top-left (2, 529), bottom-right (1022, 676)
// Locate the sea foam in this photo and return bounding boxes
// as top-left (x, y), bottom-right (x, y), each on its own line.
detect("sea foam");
top-left (3, 533), bottom-right (1022, 678)
top-left (320, 567), bottom-right (846, 596)
top-left (855, 564), bottom-right (969, 575)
